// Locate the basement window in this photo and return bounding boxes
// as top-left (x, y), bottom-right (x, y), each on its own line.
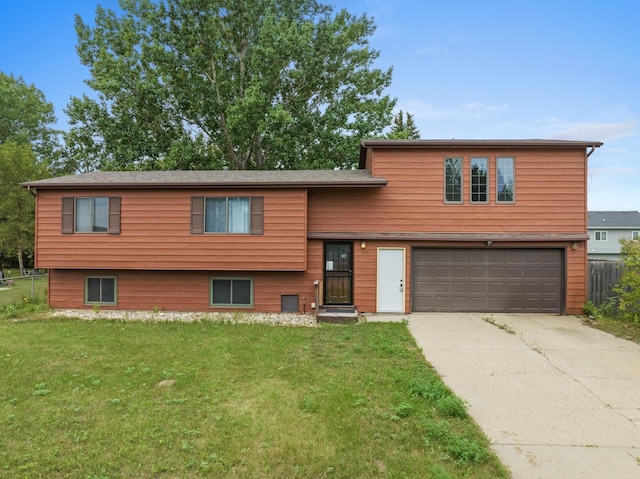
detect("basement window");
top-left (211, 278), bottom-right (253, 307)
top-left (85, 277), bottom-right (117, 305)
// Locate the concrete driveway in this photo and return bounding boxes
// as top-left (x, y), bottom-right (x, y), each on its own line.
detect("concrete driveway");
top-left (372, 313), bottom-right (640, 478)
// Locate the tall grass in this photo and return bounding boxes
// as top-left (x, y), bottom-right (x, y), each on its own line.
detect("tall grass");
top-left (0, 319), bottom-right (508, 478)
top-left (0, 276), bottom-right (48, 319)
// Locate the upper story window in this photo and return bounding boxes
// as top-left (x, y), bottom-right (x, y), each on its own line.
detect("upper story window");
top-left (444, 157), bottom-right (463, 203)
top-left (632, 231), bottom-right (639, 240)
top-left (191, 196), bottom-right (264, 235)
top-left (61, 197), bottom-right (121, 234)
top-left (594, 231), bottom-right (607, 241)
top-left (470, 157), bottom-right (488, 203)
top-left (76, 197), bottom-right (108, 232)
top-left (496, 157), bottom-right (515, 203)
top-left (206, 197), bottom-right (250, 233)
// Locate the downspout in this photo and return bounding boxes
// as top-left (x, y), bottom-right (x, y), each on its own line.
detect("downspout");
top-left (25, 185), bottom-right (36, 197)
top-left (586, 146), bottom-right (596, 159)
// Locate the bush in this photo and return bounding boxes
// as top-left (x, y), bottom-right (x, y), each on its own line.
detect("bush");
top-left (614, 239), bottom-right (640, 323)
top-left (582, 301), bottom-right (598, 318)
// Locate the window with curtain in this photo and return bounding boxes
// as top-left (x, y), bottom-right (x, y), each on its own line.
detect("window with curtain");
top-left (205, 197), bottom-right (250, 233)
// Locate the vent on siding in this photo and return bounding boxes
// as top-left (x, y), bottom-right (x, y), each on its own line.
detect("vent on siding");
top-left (281, 295), bottom-right (299, 313)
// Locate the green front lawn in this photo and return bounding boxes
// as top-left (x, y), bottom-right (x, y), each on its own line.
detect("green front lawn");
top-left (0, 318), bottom-right (508, 478)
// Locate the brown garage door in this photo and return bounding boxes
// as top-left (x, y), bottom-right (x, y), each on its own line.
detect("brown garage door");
top-left (411, 248), bottom-right (563, 313)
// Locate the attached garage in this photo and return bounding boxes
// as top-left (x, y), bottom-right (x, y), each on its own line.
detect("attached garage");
top-left (411, 248), bottom-right (564, 313)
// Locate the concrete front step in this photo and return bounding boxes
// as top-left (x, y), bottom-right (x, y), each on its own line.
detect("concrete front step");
top-left (317, 306), bottom-right (359, 324)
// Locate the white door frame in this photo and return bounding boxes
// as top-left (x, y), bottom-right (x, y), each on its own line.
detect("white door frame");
top-left (376, 247), bottom-right (406, 313)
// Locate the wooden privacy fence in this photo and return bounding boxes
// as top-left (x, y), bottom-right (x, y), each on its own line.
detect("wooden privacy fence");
top-left (588, 260), bottom-right (624, 306)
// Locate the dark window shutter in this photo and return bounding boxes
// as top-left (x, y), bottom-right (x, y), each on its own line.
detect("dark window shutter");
top-left (250, 196), bottom-right (264, 235)
top-left (61, 197), bottom-right (74, 234)
top-left (108, 197), bottom-right (121, 234)
top-left (191, 196), bottom-right (204, 234)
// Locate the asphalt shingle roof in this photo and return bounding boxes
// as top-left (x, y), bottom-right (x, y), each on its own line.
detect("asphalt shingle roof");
top-left (588, 211), bottom-right (640, 229)
top-left (22, 169), bottom-right (387, 189)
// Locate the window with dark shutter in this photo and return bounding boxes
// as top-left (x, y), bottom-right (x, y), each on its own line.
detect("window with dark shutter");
top-left (191, 196), bottom-right (204, 234)
top-left (61, 197), bottom-right (74, 234)
top-left (62, 196), bottom-right (120, 233)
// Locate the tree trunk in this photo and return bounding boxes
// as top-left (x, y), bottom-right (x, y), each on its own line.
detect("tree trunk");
top-left (17, 247), bottom-right (24, 276)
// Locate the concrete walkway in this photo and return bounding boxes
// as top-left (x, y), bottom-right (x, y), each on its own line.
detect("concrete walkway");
top-left (368, 313), bottom-right (640, 478)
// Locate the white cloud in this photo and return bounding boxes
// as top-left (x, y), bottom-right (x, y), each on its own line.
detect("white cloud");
top-left (549, 119), bottom-right (637, 142)
top-left (397, 99), bottom-right (509, 119)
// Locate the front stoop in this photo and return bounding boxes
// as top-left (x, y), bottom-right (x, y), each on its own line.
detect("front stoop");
top-left (317, 305), bottom-right (359, 324)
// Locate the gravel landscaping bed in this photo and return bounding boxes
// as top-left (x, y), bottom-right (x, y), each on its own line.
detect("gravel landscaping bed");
top-left (48, 309), bottom-right (318, 327)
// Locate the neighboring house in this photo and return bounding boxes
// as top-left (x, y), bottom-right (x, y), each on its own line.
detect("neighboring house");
top-left (23, 139), bottom-right (601, 315)
top-left (587, 211), bottom-right (640, 259)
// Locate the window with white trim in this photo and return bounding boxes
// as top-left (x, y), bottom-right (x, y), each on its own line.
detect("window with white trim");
top-left (85, 277), bottom-right (117, 305)
top-left (594, 231), bottom-right (607, 241)
top-left (470, 157), bottom-right (488, 203)
top-left (444, 157), bottom-right (463, 203)
top-left (632, 231), bottom-right (639, 240)
top-left (496, 157), bottom-right (515, 203)
top-left (211, 278), bottom-right (253, 307)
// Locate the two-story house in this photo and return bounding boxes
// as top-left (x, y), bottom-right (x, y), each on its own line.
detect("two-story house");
top-left (588, 210), bottom-right (640, 259)
top-left (23, 139), bottom-right (601, 315)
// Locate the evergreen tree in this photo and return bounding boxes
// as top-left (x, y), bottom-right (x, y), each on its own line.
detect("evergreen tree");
top-left (387, 110), bottom-right (420, 139)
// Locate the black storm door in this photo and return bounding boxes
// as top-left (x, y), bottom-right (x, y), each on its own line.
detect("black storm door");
top-left (324, 242), bottom-right (353, 304)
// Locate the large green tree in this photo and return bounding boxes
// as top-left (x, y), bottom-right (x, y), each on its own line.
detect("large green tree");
top-left (0, 72), bottom-right (60, 162)
top-left (0, 72), bottom-right (61, 270)
top-left (0, 142), bottom-right (48, 273)
top-left (66, 0), bottom-right (395, 171)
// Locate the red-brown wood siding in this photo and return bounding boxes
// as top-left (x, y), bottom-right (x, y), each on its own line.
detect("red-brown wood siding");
top-left (38, 145), bottom-right (589, 315)
top-left (307, 147), bottom-right (588, 314)
top-left (35, 188), bottom-right (307, 271)
top-left (47, 239), bottom-right (584, 314)
top-left (350, 240), bottom-right (584, 315)
top-left (308, 148), bottom-right (588, 234)
top-left (49, 267), bottom-right (324, 313)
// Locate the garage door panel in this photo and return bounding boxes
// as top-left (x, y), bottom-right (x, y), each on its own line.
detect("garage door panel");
top-left (469, 281), bottom-right (487, 293)
top-left (412, 248), bottom-right (563, 313)
top-left (506, 282), bottom-right (524, 294)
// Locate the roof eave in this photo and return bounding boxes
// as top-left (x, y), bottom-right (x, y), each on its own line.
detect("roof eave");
top-left (360, 139), bottom-right (603, 149)
top-left (21, 179), bottom-right (388, 190)
top-left (308, 232), bottom-right (590, 242)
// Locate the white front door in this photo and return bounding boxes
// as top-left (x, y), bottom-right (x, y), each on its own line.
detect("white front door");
top-left (377, 248), bottom-right (405, 312)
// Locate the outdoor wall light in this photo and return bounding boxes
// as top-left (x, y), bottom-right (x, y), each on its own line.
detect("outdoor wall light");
top-left (571, 242), bottom-right (579, 250)
top-left (360, 240), bottom-right (366, 249)
top-left (486, 241), bottom-right (492, 247)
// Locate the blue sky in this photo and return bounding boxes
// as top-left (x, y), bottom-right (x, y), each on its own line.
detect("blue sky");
top-left (1, 0), bottom-right (638, 211)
